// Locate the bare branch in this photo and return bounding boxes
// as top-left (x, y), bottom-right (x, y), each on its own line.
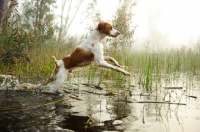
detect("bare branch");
top-left (65, 0), bottom-right (83, 35)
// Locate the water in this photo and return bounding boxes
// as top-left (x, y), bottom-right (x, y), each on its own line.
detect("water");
top-left (0, 73), bottom-right (200, 132)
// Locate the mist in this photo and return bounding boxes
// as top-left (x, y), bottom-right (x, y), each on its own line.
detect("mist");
top-left (132, 0), bottom-right (200, 51)
top-left (17, 0), bottom-right (200, 51)
top-left (53, 0), bottom-right (200, 51)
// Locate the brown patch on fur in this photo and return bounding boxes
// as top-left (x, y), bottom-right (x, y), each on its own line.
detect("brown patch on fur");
top-left (91, 43), bottom-right (95, 47)
top-left (62, 48), bottom-right (94, 70)
top-left (96, 22), bottom-right (112, 35)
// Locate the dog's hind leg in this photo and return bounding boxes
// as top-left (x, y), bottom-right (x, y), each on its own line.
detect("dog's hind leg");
top-left (49, 69), bottom-right (68, 93)
top-left (49, 56), bottom-right (68, 93)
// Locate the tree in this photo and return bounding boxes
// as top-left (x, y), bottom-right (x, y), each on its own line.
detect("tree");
top-left (21, 0), bottom-right (56, 28)
top-left (20, 0), bottom-right (57, 45)
top-left (83, 0), bottom-right (102, 30)
top-left (58, 0), bottom-right (84, 43)
top-left (0, 0), bottom-right (56, 64)
top-left (0, 0), bottom-right (31, 64)
top-left (0, 0), bottom-right (17, 24)
top-left (112, 0), bottom-right (136, 49)
top-left (111, 0), bottom-right (137, 65)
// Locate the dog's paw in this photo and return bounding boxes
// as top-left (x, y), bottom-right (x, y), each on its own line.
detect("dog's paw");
top-left (124, 72), bottom-right (131, 76)
top-left (115, 63), bottom-right (121, 67)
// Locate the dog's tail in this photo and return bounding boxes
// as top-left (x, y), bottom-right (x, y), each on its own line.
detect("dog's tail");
top-left (39, 56), bottom-right (57, 86)
top-left (19, 56), bottom-right (58, 89)
top-left (52, 56), bottom-right (63, 67)
top-left (52, 56), bottom-right (57, 63)
top-left (52, 55), bottom-right (59, 68)
top-left (41, 77), bottom-right (54, 85)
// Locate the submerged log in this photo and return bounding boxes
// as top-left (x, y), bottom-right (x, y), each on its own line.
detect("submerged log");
top-left (135, 101), bottom-right (186, 105)
top-left (116, 100), bottom-right (186, 105)
top-left (142, 106), bottom-right (146, 124)
top-left (185, 95), bottom-right (197, 99)
top-left (69, 95), bottom-right (83, 101)
top-left (163, 87), bottom-right (182, 89)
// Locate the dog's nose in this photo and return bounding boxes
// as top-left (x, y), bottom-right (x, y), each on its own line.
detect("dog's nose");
top-left (116, 31), bottom-right (120, 36)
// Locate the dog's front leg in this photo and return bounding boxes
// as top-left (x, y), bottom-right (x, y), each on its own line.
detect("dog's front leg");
top-left (104, 56), bottom-right (121, 67)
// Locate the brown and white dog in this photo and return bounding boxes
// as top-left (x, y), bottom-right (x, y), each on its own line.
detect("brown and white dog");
top-left (49, 22), bottom-right (130, 93)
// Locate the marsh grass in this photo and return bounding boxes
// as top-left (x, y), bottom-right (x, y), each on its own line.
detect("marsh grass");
top-left (1, 40), bottom-right (200, 90)
top-left (1, 42), bottom-right (200, 96)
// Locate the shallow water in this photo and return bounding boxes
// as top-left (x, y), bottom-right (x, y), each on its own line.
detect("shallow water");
top-left (0, 73), bottom-right (200, 132)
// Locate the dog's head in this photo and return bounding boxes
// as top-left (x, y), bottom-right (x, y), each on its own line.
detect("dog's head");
top-left (96, 22), bottom-right (120, 37)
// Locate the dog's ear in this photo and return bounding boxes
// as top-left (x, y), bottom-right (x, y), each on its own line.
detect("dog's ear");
top-left (96, 22), bottom-right (113, 35)
top-left (97, 22), bottom-right (106, 33)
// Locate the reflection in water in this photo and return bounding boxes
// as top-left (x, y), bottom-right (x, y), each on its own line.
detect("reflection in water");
top-left (122, 74), bottom-right (200, 132)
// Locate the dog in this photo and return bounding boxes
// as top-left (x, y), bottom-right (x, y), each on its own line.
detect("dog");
top-left (49, 22), bottom-right (131, 93)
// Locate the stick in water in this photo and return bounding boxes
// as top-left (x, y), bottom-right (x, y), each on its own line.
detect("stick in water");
top-left (142, 106), bottom-right (146, 124)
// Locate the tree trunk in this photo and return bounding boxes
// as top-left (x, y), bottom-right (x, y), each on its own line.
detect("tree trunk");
top-left (39, 0), bottom-right (44, 20)
top-left (35, 0), bottom-right (39, 26)
top-left (58, 0), bottom-right (66, 43)
top-left (0, 0), bottom-right (4, 23)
